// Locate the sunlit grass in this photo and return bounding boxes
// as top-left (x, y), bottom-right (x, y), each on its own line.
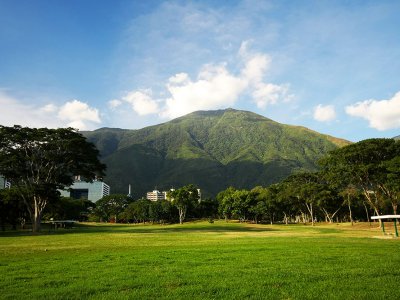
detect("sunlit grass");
top-left (1, 221), bottom-right (399, 299)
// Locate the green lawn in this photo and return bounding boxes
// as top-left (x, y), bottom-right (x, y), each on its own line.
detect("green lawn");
top-left (1, 221), bottom-right (399, 299)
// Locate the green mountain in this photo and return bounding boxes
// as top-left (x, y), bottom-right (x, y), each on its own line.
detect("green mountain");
top-left (83, 109), bottom-right (350, 198)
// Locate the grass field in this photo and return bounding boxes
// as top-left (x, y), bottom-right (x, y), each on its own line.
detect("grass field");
top-left (1, 221), bottom-right (400, 299)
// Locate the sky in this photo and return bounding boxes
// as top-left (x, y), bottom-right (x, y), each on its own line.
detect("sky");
top-left (0, 0), bottom-right (399, 142)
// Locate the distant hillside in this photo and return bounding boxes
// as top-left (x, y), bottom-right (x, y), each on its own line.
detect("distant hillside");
top-left (394, 135), bottom-right (400, 140)
top-left (83, 109), bottom-right (350, 198)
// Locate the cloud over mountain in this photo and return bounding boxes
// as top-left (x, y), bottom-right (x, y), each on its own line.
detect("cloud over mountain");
top-left (0, 91), bottom-right (101, 130)
top-left (114, 42), bottom-right (292, 119)
top-left (346, 91), bottom-right (400, 130)
top-left (313, 104), bottom-right (336, 122)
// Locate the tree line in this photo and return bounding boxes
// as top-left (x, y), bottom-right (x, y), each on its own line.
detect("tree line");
top-left (1, 124), bottom-right (399, 231)
top-left (85, 138), bottom-right (400, 225)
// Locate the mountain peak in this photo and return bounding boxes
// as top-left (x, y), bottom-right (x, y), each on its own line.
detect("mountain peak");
top-left (83, 108), bottom-right (350, 198)
top-left (176, 108), bottom-right (273, 123)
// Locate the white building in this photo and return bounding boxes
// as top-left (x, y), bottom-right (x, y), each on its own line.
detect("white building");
top-left (146, 188), bottom-right (201, 202)
top-left (59, 179), bottom-right (110, 202)
top-left (0, 175), bottom-right (10, 189)
top-left (146, 190), bottom-right (166, 201)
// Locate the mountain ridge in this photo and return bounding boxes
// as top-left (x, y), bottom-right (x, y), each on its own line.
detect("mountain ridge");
top-left (82, 109), bottom-right (351, 198)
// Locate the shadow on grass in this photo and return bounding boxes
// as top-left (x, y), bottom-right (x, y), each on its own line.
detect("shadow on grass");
top-left (0, 222), bottom-right (277, 237)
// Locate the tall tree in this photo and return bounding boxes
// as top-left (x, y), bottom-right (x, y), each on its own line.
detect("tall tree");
top-left (320, 139), bottom-right (400, 224)
top-left (283, 173), bottom-right (325, 226)
top-left (231, 189), bottom-right (250, 222)
top-left (380, 156), bottom-right (400, 214)
top-left (167, 184), bottom-right (199, 224)
top-left (0, 125), bottom-right (106, 232)
top-left (216, 187), bottom-right (236, 222)
top-left (0, 187), bottom-right (27, 230)
top-left (339, 185), bottom-right (359, 225)
top-left (94, 194), bottom-right (130, 223)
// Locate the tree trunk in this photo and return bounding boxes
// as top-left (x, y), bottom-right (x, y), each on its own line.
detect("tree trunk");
top-left (321, 208), bottom-right (332, 223)
top-left (362, 190), bottom-right (381, 227)
top-left (283, 212), bottom-right (288, 225)
top-left (178, 206), bottom-right (186, 224)
top-left (347, 195), bottom-right (354, 226)
top-left (32, 202), bottom-right (42, 233)
top-left (305, 203), bottom-right (314, 226)
top-left (363, 202), bottom-right (371, 226)
top-left (31, 196), bottom-right (45, 233)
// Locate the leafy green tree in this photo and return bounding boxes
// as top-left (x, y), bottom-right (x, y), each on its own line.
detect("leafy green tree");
top-left (94, 194), bottom-right (130, 222)
top-left (216, 187), bottom-right (236, 221)
top-left (158, 199), bottom-right (176, 224)
top-left (168, 184), bottom-right (200, 224)
top-left (133, 198), bottom-right (151, 223)
top-left (0, 188), bottom-right (27, 230)
top-left (316, 187), bottom-right (342, 223)
top-left (248, 186), bottom-right (270, 223)
top-left (195, 198), bottom-right (219, 219)
top-left (148, 200), bottom-right (162, 224)
top-left (320, 139), bottom-right (400, 225)
top-left (274, 182), bottom-right (300, 224)
top-left (380, 156), bottom-right (400, 214)
top-left (282, 173), bottom-right (326, 226)
top-left (44, 197), bottom-right (94, 221)
top-left (338, 185), bottom-right (358, 225)
top-left (231, 190), bottom-right (250, 222)
top-left (0, 126), bottom-right (105, 232)
top-left (258, 186), bottom-right (280, 224)
top-left (248, 199), bottom-right (268, 224)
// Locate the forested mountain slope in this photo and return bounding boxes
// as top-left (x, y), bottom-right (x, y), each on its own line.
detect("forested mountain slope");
top-left (83, 109), bottom-right (350, 198)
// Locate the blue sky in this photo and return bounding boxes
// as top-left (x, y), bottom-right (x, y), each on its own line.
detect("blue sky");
top-left (1, 0), bottom-right (399, 141)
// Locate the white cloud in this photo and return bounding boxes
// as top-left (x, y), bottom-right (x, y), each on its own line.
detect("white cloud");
top-left (345, 92), bottom-right (400, 130)
top-left (108, 99), bottom-right (122, 109)
top-left (169, 73), bottom-right (190, 85)
top-left (253, 83), bottom-right (292, 109)
top-left (58, 100), bottom-right (101, 129)
top-left (313, 104), bottom-right (336, 122)
top-left (118, 43), bottom-right (292, 120)
top-left (122, 90), bottom-right (159, 116)
top-left (0, 91), bottom-right (101, 130)
top-left (40, 103), bottom-right (58, 113)
top-left (162, 63), bottom-right (246, 118)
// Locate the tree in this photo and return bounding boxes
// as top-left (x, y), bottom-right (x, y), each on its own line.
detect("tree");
top-left (195, 198), bottom-right (219, 219)
top-left (282, 173), bottom-right (326, 226)
top-left (94, 194), bottom-right (130, 222)
top-left (216, 187), bottom-right (236, 221)
top-left (167, 184), bottom-right (199, 224)
top-left (44, 197), bottom-right (94, 221)
top-left (275, 182), bottom-right (300, 224)
top-left (316, 188), bottom-right (341, 223)
top-left (0, 187), bottom-right (27, 230)
top-left (339, 185), bottom-right (359, 225)
top-left (0, 126), bottom-right (106, 232)
top-left (231, 190), bottom-right (250, 222)
top-left (248, 186), bottom-right (271, 224)
top-left (320, 139), bottom-right (400, 225)
top-left (380, 156), bottom-right (400, 214)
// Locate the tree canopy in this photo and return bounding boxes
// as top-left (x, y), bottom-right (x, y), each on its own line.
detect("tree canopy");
top-left (0, 125), bottom-right (106, 232)
top-left (167, 184), bottom-right (200, 224)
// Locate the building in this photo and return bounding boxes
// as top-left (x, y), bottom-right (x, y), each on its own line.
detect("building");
top-left (0, 175), bottom-right (10, 189)
top-left (146, 190), bottom-right (167, 201)
top-left (59, 179), bottom-right (110, 202)
top-left (146, 188), bottom-right (201, 202)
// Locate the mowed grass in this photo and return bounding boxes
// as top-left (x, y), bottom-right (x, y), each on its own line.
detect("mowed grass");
top-left (1, 221), bottom-right (400, 299)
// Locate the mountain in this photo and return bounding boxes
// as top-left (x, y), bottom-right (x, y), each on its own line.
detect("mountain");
top-left (394, 135), bottom-right (400, 140)
top-left (82, 109), bottom-right (350, 198)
